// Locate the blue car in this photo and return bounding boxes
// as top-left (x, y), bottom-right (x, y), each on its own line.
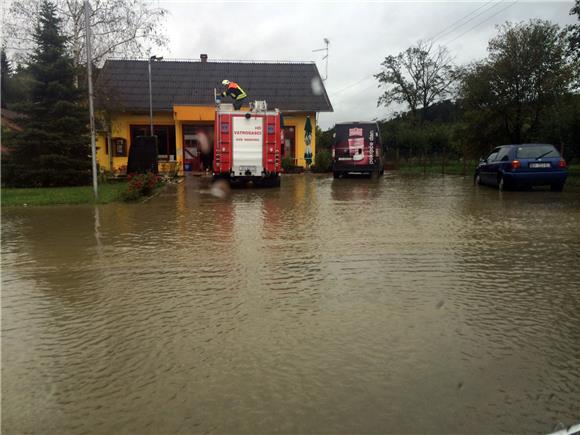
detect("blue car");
top-left (474, 144), bottom-right (568, 191)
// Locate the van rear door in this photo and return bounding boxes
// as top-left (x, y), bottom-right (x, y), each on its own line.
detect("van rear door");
top-left (334, 123), bottom-right (380, 168)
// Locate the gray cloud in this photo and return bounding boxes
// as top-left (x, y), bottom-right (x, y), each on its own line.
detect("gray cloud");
top-left (145, 1), bottom-right (577, 129)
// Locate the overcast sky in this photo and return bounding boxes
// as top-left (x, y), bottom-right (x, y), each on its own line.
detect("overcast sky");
top-left (158, 1), bottom-right (576, 129)
top-left (4, 0), bottom-right (575, 129)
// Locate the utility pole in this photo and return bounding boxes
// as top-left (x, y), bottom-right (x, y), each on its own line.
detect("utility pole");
top-left (84, 0), bottom-right (98, 199)
top-left (312, 38), bottom-right (329, 81)
top-left (148, 57), bottom-right (153, 135)
top-left (148, 55), bottom-right (163, 136)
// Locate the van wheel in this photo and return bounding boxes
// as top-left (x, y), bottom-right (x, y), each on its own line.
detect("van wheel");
top-left (550, 183), bottom-right (564, 192)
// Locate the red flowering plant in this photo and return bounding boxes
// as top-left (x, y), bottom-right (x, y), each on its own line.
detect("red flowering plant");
top-left (123, 171), bottom-right (161, 201)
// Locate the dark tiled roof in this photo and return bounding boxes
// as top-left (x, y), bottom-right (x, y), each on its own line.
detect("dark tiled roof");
top-left (96, 59), bottom-right (333, 113)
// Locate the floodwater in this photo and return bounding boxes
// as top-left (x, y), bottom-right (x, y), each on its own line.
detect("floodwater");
top-left (2, 174), bottom-right (580, 434)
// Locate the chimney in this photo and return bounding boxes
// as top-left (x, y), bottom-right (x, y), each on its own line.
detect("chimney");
top-left (200, 54), bottom-right (208, 63)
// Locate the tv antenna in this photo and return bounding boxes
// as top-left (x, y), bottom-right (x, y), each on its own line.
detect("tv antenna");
top-left (312, 38), bottom-right (329, 81)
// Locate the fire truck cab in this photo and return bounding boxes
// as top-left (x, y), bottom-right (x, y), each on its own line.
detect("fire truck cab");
top-left (213, 101), bottom-right (282, 187)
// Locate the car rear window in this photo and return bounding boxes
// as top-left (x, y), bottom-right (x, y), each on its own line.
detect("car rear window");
top-left (516, 145), bottom-right (560, 159)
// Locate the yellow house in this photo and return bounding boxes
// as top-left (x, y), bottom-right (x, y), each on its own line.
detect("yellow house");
top-left (95, 56), bottom-right (333, 174)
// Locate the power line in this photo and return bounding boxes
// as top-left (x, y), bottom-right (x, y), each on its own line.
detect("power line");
top-left (427, 0), bottom-right (494, 41)
top-left (443, 0), bottom-right (519, 45)
top-left (333, 80), bottom-right (379, 102)
top-left (349, 80), bottom-right (378, 95)
top-left (330, 1), bottom-right (521, 124)
top-left (427, 0), bottom-right (498, 42)
top-left (329, 1), bottom-right (511, 99)
top-left (332, 75), bottom-right (374, 95)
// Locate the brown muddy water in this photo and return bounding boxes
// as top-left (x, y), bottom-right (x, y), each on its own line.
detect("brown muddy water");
top-left (2, 174), bottom-right (580, 434)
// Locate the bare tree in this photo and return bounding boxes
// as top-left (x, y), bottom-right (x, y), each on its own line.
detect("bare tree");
top-left (375, 40), bottom-right (456, 124)
top-left (4, 0), bottom-right (168, 71)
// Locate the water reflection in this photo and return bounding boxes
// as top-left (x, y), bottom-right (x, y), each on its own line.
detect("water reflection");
top-left (2, 174), bottom-right (580, 434)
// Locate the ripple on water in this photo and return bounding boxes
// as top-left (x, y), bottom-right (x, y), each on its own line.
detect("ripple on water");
top-left (2, 175), bottom-right (580, 434)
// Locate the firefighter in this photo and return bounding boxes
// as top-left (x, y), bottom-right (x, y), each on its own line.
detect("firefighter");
top-left (220, 80), bottom-right (248, 110)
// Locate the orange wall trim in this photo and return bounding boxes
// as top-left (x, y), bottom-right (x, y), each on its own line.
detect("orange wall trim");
top-left (173, 105), bottom-right (215, 121)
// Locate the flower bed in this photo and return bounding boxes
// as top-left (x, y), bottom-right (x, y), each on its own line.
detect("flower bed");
top-left (122, 172), bottom-right (163, 201)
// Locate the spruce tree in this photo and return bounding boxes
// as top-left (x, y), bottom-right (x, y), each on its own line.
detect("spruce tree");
top-left (1, 47), bottom-right (12, 108)
top-left (2, 0), bottom-right (90, 187)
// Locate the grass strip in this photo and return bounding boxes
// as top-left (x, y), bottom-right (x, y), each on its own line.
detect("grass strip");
top-left (1, 182), bottom-right (128, 207)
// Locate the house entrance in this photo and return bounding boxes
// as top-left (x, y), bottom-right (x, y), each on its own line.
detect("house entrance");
top-left (283, 126), bottom-right (296, 165)
top-left (130, 125), bottom-right (176, 161)
top-left (183, 124), bottom-right (213, 172)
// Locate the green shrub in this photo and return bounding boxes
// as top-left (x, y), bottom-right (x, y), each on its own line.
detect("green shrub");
top-left (2, 155), bottom-right (91, 187)
top-left (281, 156), bottom-right (294, 172)
top-left (311, 150), bottom-right (333, 173)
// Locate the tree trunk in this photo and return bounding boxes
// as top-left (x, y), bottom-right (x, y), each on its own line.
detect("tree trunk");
top-left (73, 49), bottom-right (81, 89)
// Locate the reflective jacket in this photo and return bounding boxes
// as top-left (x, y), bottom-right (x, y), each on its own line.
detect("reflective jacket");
top-left (222, 82), bottom-right (247, 100)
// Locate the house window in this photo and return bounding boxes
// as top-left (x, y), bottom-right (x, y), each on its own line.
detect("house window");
top-left (130, 125), bottom-right (176, 161)
top-left (112, 137), bottom-right (127, 156)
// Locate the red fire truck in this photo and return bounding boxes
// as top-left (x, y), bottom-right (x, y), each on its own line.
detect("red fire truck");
top-left (213, 101), bottom-right (282, 187)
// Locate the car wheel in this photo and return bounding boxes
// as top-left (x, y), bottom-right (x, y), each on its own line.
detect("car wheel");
top-left (474, 173), bottom-right (482, 185)
top-left (550, 183), bottom-right (564, 192)
top-left (333, 171), bottom-right (341, 179)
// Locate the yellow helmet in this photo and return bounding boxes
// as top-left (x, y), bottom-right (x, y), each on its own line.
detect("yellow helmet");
top-left (221, 79), bottom-right (230, 86)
